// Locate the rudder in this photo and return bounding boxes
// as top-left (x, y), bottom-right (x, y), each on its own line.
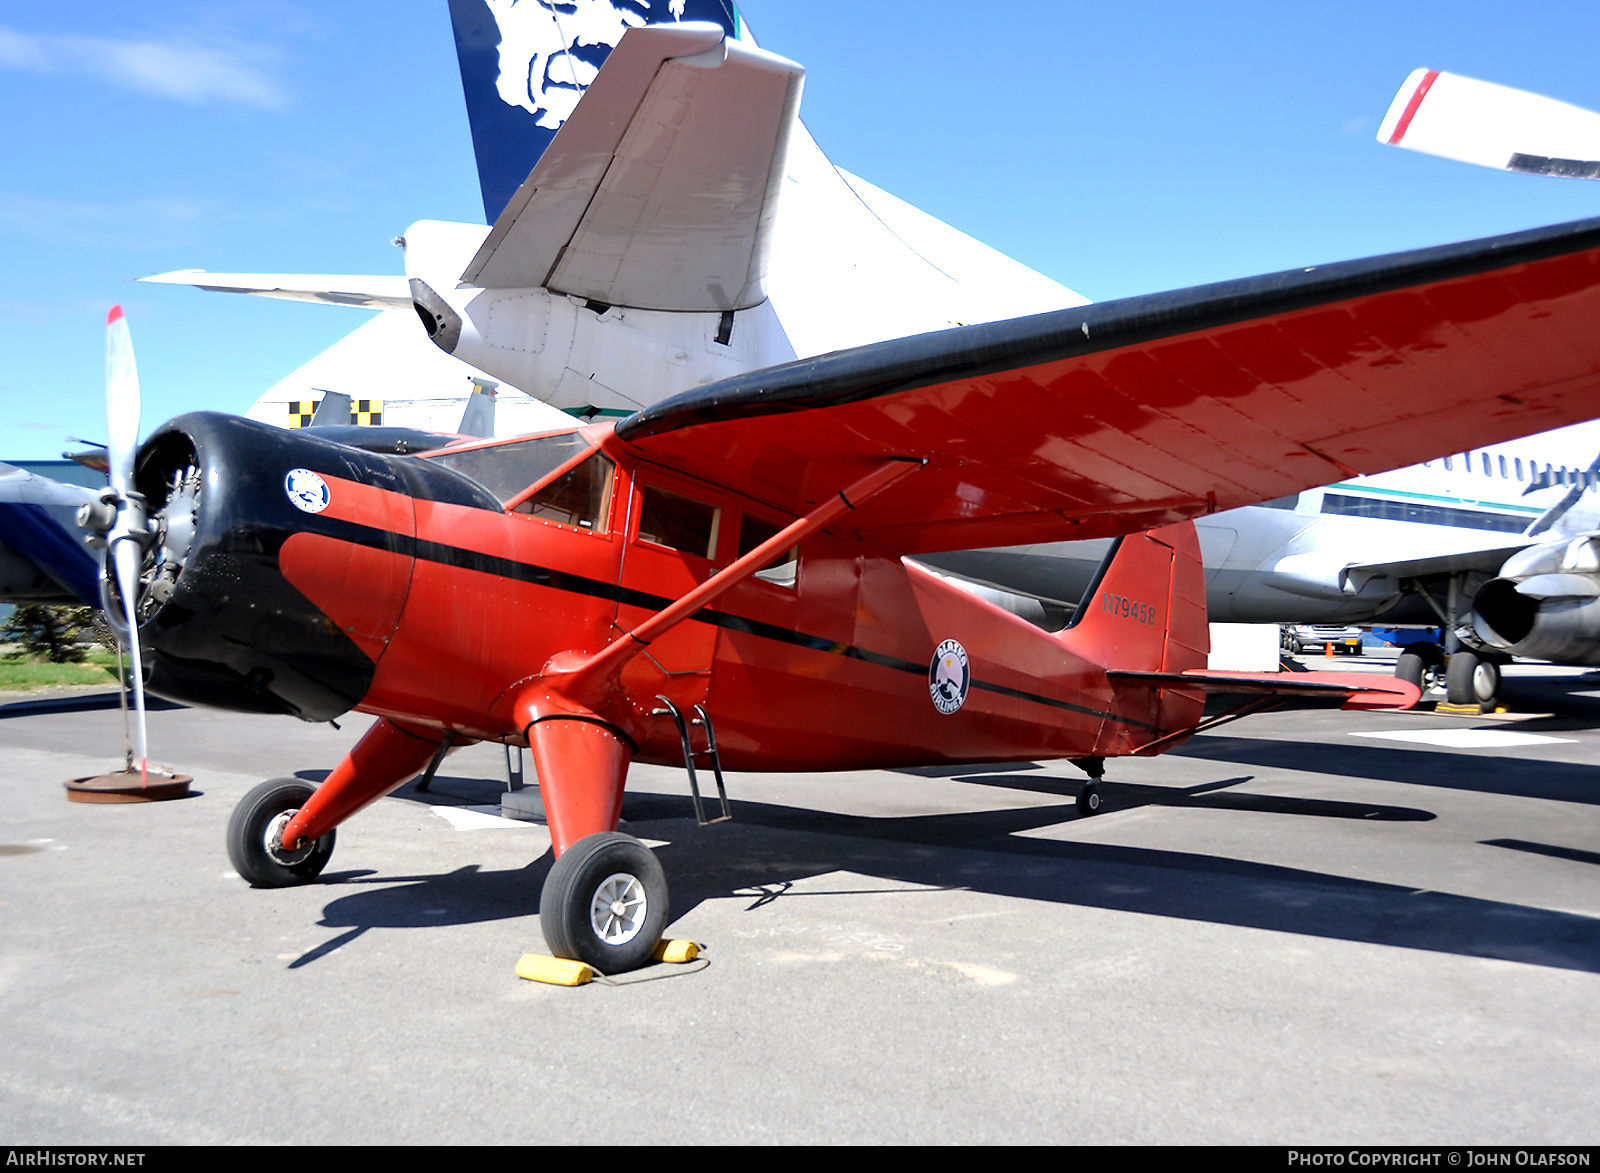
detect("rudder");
top-left (1057, 521), bottom-right (1209, 675)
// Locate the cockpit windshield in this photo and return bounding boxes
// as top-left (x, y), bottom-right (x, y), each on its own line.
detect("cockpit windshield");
top-left (426, 431), bottom-right (591, 506)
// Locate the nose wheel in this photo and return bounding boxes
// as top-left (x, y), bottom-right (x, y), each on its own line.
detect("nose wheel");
top-left (1077, 784), bottom-right (1102, 816)
top-left (540, 831), bottom-right (669, 973)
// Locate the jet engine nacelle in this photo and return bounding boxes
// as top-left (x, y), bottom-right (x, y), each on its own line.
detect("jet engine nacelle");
top-left (1472, 574), bottom-right (1600, 664)
top-left (126, 412), bottom-right (496, 721)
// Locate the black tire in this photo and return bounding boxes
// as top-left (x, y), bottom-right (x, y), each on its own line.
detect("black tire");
top-left (1396, 650), bottom-right (1428, 690)
top-left (1446, 650), bottom-right (1500, 706)
top-left (540, 832), bottom-right (668, 973)
top-left (227, 778), bottom-right (336, 888)
top-left (1076, 785), bottom-right (1102, 816)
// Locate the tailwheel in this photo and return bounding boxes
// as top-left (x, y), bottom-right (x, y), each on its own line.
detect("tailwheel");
top-left (540, 831), bottom-right (668, 973)
top-left (1077, 784), bottom-right (1103, 816)
top-left (227, 778), bottom-right (336, 888)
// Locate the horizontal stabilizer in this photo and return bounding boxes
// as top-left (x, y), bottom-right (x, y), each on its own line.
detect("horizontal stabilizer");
top-left (462, 22), bottom-right (804, 311)
top-left (1378, 69), bottom-right (1600, 178)
top-left (139, 270), bottom-right (413, 310)
top-left (1109, 670), bottom-right (1420, 711)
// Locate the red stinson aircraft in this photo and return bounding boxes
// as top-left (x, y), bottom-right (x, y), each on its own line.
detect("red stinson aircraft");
top-left (95, 216), bottom-right (1600, 971)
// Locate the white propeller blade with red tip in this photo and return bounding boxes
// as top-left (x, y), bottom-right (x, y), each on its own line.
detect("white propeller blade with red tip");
top-left (1379, 69), bottom-right (1600, 179)
top-left (104, 306), bottom-right (149, 780)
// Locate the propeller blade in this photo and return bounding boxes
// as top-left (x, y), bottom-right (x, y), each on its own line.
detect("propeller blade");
top-left (104, 306), bottom-right (141, 498)
top-left (104, 305), bottom-right (149, 781)
top-left (1378, 69), bottom-right (1600, 179)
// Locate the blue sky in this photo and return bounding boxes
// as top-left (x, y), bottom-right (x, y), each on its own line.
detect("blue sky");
top-left (4, 0), bottom-right (1600, 460)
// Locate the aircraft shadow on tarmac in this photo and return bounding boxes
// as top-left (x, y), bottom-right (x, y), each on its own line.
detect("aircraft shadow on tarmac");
top-left (285, 770), bottom-right (1600, 977)
top-left (1169, 735), bottom-right (1599, 805)
top-left (0, 689), bottom-right (185, 718)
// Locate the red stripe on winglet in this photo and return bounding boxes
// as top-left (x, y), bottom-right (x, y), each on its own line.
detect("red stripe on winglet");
top-left (107, 305), bottom-right (124, 324)
top-left (1387, 70), bottom-right (1439, 145)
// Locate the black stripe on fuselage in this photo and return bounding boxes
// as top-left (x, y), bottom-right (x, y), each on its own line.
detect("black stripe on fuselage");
top-left (306, 516), bottom-right (1161, 731)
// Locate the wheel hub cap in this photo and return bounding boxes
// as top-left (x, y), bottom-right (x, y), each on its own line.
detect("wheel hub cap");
top-left (263, 809), bottom-right (315, 867)
top-left (589, 872), bottom-right (647, 946)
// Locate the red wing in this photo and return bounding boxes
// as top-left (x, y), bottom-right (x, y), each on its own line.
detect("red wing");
top-left (616, 216), bottom-right (1600, 553)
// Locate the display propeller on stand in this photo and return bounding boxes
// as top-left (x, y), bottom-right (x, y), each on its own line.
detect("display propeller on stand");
top-left (64, 307), bottom-right (190, 804)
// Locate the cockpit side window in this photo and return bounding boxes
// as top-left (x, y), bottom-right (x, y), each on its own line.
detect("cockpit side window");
top-left (511, 452), bottom-right (615, 531)
top-left (637, 484), bottom-right (721, 559)
top-left (427, 432), bottom-right (591, 506)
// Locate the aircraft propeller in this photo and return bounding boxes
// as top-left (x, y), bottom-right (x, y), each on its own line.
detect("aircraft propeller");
top-left (78, 307), bottom-right (152, 783)
top-left (1379, 69), bottom-right (1600, 180)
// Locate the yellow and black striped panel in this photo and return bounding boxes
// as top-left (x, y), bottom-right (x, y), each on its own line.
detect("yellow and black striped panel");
top-left (288, 401), bottom-right (317, 428)
top-left (353, 399), bottom-right (384, 426)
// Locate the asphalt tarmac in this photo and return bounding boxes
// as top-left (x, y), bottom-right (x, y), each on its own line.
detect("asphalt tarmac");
top-left (1, 654), bottom-right (1597, 1144)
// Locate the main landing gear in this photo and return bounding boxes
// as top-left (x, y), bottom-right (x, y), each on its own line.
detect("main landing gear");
top-left (1397, 641), bottom-right (1503, 707)
top-left (222, 717), bottom-right (676, 974)
top-left (227, 778), bottom-right (337, 888)
top-left (539, 831), bottom-right (669, 972)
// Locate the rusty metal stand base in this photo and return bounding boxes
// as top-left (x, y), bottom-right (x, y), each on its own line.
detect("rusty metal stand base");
top-left (64, 771), bottom-right (193, 803)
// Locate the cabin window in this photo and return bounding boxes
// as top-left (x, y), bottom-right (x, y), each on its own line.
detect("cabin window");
top-left (430, 431), bottom-right (591, 506)
top-left (1498, 455), bottom-right (1507, 479)
top-left (638, 484), bottom-right (721, 559)
top-left (1515, 458), bottom-right (1523, 481)
top-left (1443, 456), bottom-right (1453, 471)
top-left (738, 513), bottom-right (799, 588)
top-left (512, 452), bottom-right (615, 531)
top-left (1482, 452), bottom-right (1491, 476)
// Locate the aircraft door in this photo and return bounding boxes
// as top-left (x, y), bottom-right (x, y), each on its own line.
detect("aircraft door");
top-left (616, 473), bottom-right (729, 707)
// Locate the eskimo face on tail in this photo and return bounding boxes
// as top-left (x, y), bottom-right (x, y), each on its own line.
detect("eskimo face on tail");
top-left (484, 0), bottom-right (713, 130)
top-left (485, 0), bottom-right (648, 128)
top-left (456, 0), bottom-right (738, 222)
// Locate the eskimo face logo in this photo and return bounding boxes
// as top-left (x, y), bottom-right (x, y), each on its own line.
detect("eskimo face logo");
top-left (284, 468), bottom-right (330, 514)
top-left (485, 0), bottom-right (686, 130)
top-left (928, 639), bottom-right (970, 715)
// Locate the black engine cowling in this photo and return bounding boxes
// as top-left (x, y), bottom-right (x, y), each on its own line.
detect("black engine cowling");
top-left (130, 412), bottom-right (498, 721)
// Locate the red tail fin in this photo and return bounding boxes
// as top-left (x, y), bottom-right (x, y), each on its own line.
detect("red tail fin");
top-left (1058, 521), bottom-right (1209, 674)
top-left (1059, 521), bottom-right (1210, 751)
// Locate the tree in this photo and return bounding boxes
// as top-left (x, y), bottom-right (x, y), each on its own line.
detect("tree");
top-left (1, 604), bottom-right (95, 663)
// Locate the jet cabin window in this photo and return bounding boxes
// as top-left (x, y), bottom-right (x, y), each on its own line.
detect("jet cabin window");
top-left (429, 431), bottom-right (592, 506)
top-left (637, 485), bottom-right (721, 559)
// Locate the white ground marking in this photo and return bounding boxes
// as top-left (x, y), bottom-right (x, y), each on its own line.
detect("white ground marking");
top-left (430, 806), bottom-right (522, 830)
top-left (1351, 729), bottom-right (1577, 748)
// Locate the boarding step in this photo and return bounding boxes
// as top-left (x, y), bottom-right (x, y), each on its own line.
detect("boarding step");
top-left (651, 695), bottom-right (732, 825)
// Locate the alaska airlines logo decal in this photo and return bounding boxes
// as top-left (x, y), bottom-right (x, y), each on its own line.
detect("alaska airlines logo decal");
top-left (284, 468), bottom-right (331, 514)
top-left (929, 639), bottom-right (970, 715)
top-left (1102, 591), bottom-right (1158, 625)
top-left (486, 0), bottom-right (695, 130)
